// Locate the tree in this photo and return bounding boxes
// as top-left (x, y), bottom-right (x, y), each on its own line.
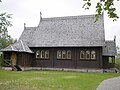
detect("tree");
top-left (0, 13), bottom-right (16, 49)
top-left (0, 13), bottom-right (16, 67)
top-left (116, 46), bottom-right (120, 58)
top-left (83, 0), bottom-right (119, 21)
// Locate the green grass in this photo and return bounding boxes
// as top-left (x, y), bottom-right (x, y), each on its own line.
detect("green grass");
top-left (0, 70), bottom-right (120, 90)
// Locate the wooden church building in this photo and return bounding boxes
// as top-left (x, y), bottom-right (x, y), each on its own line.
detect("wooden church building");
top-left (1, 13), bottom-right (117, 69)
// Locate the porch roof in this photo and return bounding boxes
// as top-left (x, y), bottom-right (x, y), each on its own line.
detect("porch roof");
top-left (103, 40), bottom-right (117, 56)
top-left (0, 40), bottom-right (33, 53)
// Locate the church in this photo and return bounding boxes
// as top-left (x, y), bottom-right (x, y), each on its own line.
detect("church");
top-left (1, 13), bottom-right (117, 70)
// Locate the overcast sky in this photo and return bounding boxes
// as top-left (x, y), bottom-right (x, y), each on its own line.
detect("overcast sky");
top-left (0, 0), bottom-right (120, 46)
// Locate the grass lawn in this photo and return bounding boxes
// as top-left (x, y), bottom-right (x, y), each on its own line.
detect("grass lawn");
top-left (0, 70), bottom-right (120, 90)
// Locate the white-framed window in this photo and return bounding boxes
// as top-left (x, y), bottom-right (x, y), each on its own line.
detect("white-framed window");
top-left (57, 50), bottom-right (61, 59)
top-left (45, 50), bottom-right (49, 59)
top-left (40, 50), bottom-right (44, 59)
top-left (80, 51), bottom-right (85, 59)
top-left (91, 51), bottom-right (96, 59)
top-left (86, 50), bottom-right (90, 59)
top-left (67, 50), bottom-right (71, 59)
top-left (36, 50), bottom-right (40, 58)
top-left (62, 50), bottom-right (66, 59)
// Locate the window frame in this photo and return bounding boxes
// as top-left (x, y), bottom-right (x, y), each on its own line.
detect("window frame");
top-left (57, 50), bottom-right (61, 59)
top-left (91, 50), bottom-right (96, 60)
top-left (40, 50), bottom-right (44, 59)
top-left (86, 50), bottom-right (90, 59)
top-left (67, 50), bottom-right (71, 59)
top-left (62, 50), bottom-right (66, 59)
top-left (36, 50), bottom-right (40, 58)
top-left (45, 50), bottom-right (49, 59)
top-left (80, 50), bottom-right (85, 59)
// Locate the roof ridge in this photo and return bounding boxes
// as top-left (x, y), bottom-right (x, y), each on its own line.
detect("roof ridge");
top-left (25, 26), bottom-right (36, 28)
top-left (25, 27), bottom-right (36, 29)
top-left (41, 14), bottom-right (96, 21)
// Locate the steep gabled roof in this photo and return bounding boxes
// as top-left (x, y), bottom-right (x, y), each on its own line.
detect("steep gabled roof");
top-left (19, 27), bottom-right (36, 46)
top-left (103, 40), bottom-right (117, 56)
top-left (19, 14), bottom-right (105, 47)
top-left (0, 40), bottom-right (33, 53)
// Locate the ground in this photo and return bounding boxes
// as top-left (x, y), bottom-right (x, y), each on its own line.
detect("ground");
top-left (0, 70), bottom-right (120, 90)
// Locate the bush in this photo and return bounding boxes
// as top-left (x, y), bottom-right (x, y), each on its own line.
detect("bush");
top-left (0, 53), bottom-right (3, 67)
top-left (115, 58), bottom-right (120, 69)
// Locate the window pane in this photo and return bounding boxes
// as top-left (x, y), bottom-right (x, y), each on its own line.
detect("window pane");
top-left (80, 51), bottom-right (85, 59)
top-left (36, 50), bottom-right (40, 58)
top-left (91, 51), bottom-right (96, 59)
top-left (62, 50), bottom-right (66, 59)
top-left (67, 50), bottom-right (71, 59)
top-left (86, 51), bottom-right (90, 59)
top-left (57, 50), bottom-right (61, 59)
top-left (40, 50), bottom-right (44, 58)
top-left (45, 50), bottom-right (49, 59)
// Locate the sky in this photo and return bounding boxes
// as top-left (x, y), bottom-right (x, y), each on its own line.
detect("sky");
top-left (0, 0), bottom-right (120, 46)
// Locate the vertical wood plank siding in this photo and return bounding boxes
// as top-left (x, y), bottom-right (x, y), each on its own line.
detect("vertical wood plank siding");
top-left (31, 47), bottom-right (102, 69)
top-left (17, 53), bottom-right (33, 67)
top-left (3, 47), bottom-right (103, 68)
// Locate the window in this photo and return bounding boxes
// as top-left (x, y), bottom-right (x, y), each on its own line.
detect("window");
top-left (91, 51), bottom-right (96, 59)
top-left (86, 50), bottom-right (90, 59)
top-left (80, 51), bottom-right (85, 59)
top-left (36, 50), bottom-right (49, 59)
top-left (57, 50), bottom-right (61, 59)
top-left (80, 50), bottom-right (96, 60)
top-left (36, 50), bottom-right (40, 58)
top-left (40, 50), bottom-right (44, 58)
top-left (67, 50), bottom-right (71, 59)
top-left (57, 50), bottom-right (72, 59)
top-left (62, 50), bottom-right (66, 59)
top-left (45, 50), bottom-right (49, 59)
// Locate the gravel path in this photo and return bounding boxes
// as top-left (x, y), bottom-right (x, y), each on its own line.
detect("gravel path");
top-left (97, 76), bottom-right (120, 90)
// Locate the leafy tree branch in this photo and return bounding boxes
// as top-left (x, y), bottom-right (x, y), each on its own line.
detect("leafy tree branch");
top-left (83, 0), bottom-right (119, 21)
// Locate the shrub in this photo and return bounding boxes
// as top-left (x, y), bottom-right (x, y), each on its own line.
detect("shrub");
top-left (115, 58), bottom-right (120, 69)
top-left (0, 52), bottom-right (3, 68)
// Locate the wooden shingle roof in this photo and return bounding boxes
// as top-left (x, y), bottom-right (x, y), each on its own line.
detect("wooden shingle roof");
top-left (103, 40), bottom-right (117, 56)
top-left (0, 40), bottom-right (33, 53)
top-left (19, 14), bottom-right (105, 47)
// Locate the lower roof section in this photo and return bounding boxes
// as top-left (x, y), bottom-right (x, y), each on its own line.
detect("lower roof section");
top-left (103, 40), bottom-right (117, 56)
top-left (0, 40), bottom-right (33, 53)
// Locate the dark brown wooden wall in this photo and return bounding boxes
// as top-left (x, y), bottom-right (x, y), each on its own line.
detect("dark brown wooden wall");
top-left (54, 48), bottom-right (74, 68)
top-left (31, 47), bottom-right (103, 69)
top-left (75, 47), bottom-right (102, 68)
top-left (102, 56), bottom-right (115, 69)
top-left (17, 53), bottom-right (33, 67)
top-left (31, 47), bottom-right (53, 67)
top-left (3, 52), bottom-right (11, 67)
top-left (4, 52), bottom-right (11, 59)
